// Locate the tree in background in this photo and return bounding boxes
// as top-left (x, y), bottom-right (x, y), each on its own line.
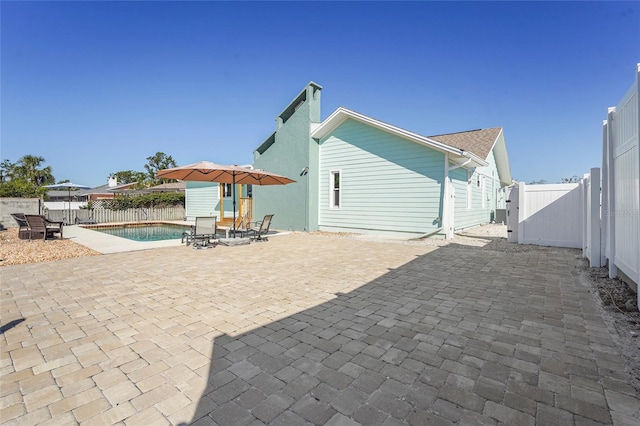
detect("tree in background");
top-left (144, 152), bottom-right (177, 186)
top-left (11, 155), bottom-right (55, 186)
top-left (560, 175), bottom-right (581, 183)
top-left (111, 152), bottom-right (178, 188)
top-left (0, 155), bottom-right (54, 197)
top-left (0, 160), bottom-right (14, 182)
top-left (0, 179), bottom-right (46, 198)
top-left (111, 170), bottom-right (148, 186)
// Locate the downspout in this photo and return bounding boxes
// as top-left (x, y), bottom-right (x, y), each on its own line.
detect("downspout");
top-left (442, 154), bottom-right (472, 239)
top-left (440, 153), bottom-right (450, 239)
top-left (419, 152), bottom-right (474, 241)
top-left (449, 158), bottom-right (472, 172)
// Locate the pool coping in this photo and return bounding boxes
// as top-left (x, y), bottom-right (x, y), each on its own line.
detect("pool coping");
top-left (79, 220), bottom-right (192, 230)
top-left (66, 221), bottom-right (288, 254)
top-left (65, 223), bottom-right (187, 254)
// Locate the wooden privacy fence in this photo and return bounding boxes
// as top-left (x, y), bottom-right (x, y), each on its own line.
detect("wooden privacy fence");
top-left (46, 206), bottom-right (185, 224)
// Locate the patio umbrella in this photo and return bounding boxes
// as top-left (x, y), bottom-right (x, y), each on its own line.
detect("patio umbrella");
top-left (157, 161), bottom-right (295, 237)
top-left (44, 182), bottom-right (91, 224)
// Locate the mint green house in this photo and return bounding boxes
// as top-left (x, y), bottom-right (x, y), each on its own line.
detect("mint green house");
top-left (253, 83), bottom-right (512, 238)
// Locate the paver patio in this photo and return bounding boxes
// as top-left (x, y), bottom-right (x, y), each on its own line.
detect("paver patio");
top-left (1, 230), bottom-right (639, 425)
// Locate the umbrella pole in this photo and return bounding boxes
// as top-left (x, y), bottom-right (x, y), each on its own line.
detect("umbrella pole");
top-left (232, 174), bottom-right (236, 238)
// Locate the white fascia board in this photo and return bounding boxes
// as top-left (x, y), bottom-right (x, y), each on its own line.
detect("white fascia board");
top-left (312, 107), bottom-right (466, 157)
top-left (489, 129), bottom-right (512, 186)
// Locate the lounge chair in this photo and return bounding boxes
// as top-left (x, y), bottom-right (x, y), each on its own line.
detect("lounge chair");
top-left (185, 216), bottom-right (218, 248)
top-left (246, 214), bottom-right (274, 242)
top-left (24, 214), bottom-right (64, 241)
top-left (10, 213), bottom-right (30, 239)
top-left (75, 210), bottom-right (97, 224)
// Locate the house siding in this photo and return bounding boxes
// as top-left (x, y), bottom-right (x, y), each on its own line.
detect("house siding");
top-left (318, 119), bottom-right (445, 235)
top-left (450, 149), bottom-right (500, 230)
top-left (253, 83), bottom-right (321, 231)
top-left (185, 182), bottom-right (219, 220)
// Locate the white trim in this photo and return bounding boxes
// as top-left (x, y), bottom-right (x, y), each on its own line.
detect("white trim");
top-left (312, 107), bottom-right (489, 167)
top-left (467, 170), bottom-right (473, 209)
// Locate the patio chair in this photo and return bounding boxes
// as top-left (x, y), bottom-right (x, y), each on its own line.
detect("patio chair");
top-left (246, 214), bottom-right (274, 242)
top-left (185, 216), bottom-right (218, 248)
top-left (227, 213), bottom-right (252, 238)
top-left (74, 209), bottom-right (97, 224)
top-left (10, 213), bottom-right (30, 239)
top-left (24, 214), bottom-right (64, 241)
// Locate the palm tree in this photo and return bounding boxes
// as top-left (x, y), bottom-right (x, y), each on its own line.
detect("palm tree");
top-left (12, 155), bottom-right (54, 186)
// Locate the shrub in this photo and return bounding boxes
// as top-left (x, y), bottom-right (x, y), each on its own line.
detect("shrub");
top-left (104, 192), bottom-right (185, 210)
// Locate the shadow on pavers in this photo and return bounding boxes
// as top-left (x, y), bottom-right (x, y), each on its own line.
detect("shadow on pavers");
top-left (184, 242), bottom-right (631, 425)
top-left (0, 318), bottom-right (25, 335)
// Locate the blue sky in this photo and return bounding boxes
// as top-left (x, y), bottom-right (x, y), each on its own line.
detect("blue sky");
top-left (2, 1), bottom-right (639, 187)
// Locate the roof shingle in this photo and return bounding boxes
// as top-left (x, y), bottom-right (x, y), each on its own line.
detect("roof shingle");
top-left (428, 127), bottom-right (502, 161)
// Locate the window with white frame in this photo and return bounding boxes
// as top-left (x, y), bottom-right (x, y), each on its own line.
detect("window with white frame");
top-left (223, 183), bottom-right (232, 197)
top-left (330, 170), bottom-right (341, 209)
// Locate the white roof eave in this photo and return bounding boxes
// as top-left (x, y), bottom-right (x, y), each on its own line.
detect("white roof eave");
top-left (312, 107), bottom-right (468, 159)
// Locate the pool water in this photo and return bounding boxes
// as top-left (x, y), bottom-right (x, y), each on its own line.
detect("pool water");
top-left (91, 224), bottom-right (190, 242)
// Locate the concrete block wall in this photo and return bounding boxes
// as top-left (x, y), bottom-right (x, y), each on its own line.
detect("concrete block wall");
top-left (0, 198), bottom-right (41, 228)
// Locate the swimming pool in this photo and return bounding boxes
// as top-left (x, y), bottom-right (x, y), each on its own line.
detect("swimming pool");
top-left (88, 223), bottom-right (191, 242)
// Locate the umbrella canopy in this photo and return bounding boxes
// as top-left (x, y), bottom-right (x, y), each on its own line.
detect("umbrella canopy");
top-left (44, 182), bottom-right (92, 191)
top-left (157, 161), bottom-right (295, 185)
top-left (157, 161), bottom-right (295, 237)
top-left (44, 183), bottom-right (91, 224)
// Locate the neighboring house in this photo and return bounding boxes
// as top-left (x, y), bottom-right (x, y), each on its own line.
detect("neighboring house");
top-left (43, 190), bottom-right (89, 211)
top-left (253, 82), bottom-right (512, 238)
top-left (46, 179), bottom-right (187, 210)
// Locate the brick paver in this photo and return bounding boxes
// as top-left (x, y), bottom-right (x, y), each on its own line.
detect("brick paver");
top-left (1, 231), bottom-right (639, 425)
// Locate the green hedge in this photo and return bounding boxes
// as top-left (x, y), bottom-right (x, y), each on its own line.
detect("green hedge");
top-left (103, 193), bottom-right (185, 210)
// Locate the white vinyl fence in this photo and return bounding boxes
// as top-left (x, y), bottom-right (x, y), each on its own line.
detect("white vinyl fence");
top-left (506, 64), bottom-right (638, 311)
top-left (602, 64), bottom-right (640, 289)
top-left (506, 182), bottom-right (584, 248)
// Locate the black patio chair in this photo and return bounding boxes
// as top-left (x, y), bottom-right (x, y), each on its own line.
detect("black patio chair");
top-left (10, 213), bottom-right (30, 239)
top-left (24, 214), bottom-right (64, 241)
top-left (75, 209), bottom-right (97, 224)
